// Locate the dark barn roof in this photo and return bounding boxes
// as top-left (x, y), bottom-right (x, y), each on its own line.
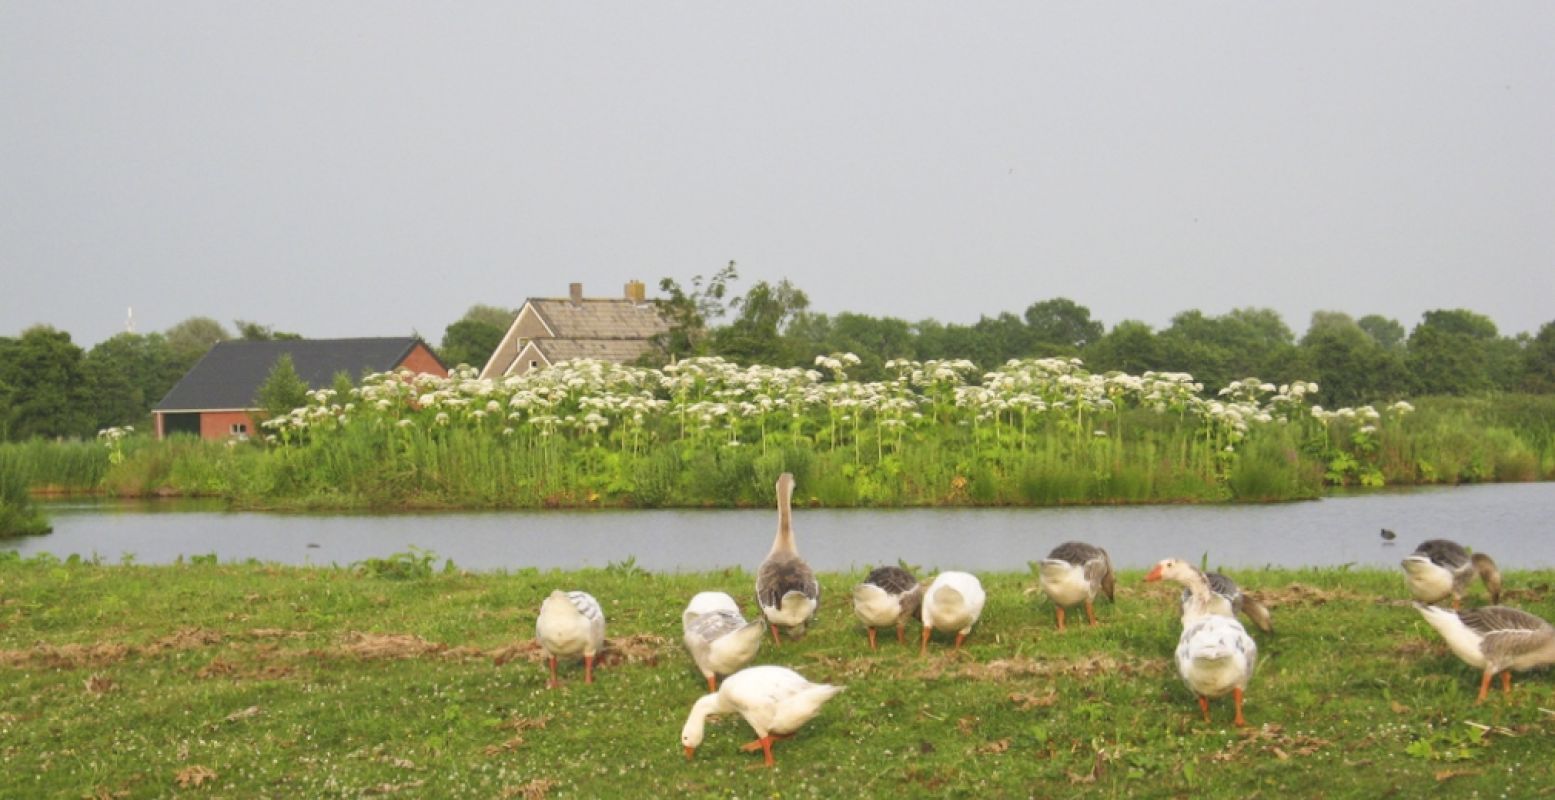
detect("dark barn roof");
top-left (155, 338), bottom-right (437, 411)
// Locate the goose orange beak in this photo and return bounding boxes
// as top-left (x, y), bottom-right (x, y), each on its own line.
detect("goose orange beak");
top-left (684, 745), bottom-right (695, 761)
top-left (1144, 565), bottom-right (1164, 582)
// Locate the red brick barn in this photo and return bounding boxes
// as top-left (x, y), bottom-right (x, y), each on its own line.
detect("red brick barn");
top-left (152, 338), bottom-right (447, 440)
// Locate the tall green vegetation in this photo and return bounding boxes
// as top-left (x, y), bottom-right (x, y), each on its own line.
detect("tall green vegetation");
top-left (0, 449), bottom-right (51, 536)
top-left (254, 354), bottom-right (310, 424)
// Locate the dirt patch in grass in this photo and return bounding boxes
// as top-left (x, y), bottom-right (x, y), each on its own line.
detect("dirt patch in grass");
top-left (597, 634), bottom-right (669, 668)
top-left (499, 778), bottom-right (559, 799)
top-left (943, 654), bottom-right (1168, 683)
top-left (146, 627), bottom-right (223, 652)
top-left (1210, 722), bottom-right (1330, 762)
top-left (246, 628), bottom-right (312, 640)
top-left (339, 632), bottom-right (450, 660)
top-left (1258, 583), bottom-right (1374, 607)
top-left (0, 642), bottom-right (131, 669)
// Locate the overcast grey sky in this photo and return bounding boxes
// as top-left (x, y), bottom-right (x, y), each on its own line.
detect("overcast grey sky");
top-left (3, 3), bottom-right (1552, 348)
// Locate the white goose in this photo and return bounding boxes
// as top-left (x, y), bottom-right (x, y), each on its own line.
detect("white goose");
top-left (1036, 541), bottom-right (1115, 630)
top-left (755, 473), bottom-right (819, 645)
top-left (1414, 603), bottom-right (1555, 703)
top-left (682, 591), bottom-right (766, 691)
top-left (535, 589), bottom-right (606, 688)
top-left (1146, 559), bottom-right (1258, 726)
top-left (851, 565), bottom-right (923, 650)
top-left (680, 665), bottom-right (844, 767)
top-left (919, 571), bottom-right (986, 656)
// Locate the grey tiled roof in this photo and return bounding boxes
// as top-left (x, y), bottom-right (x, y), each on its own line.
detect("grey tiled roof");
top-left (529, 299), bottom-right (671, 340)
top-left (533, 338), bottom-right (660, 364)
top-left (155, 338), bottom-right (440, 411)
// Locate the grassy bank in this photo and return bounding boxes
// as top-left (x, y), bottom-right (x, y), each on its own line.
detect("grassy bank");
top-left (0, 449), bottom-right (51, 537)
top-left (2, 557), bottom-right (1552, 797)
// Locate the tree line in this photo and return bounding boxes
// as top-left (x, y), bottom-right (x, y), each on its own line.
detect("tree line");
top-left (3, 274), bottom-right (1552, 442)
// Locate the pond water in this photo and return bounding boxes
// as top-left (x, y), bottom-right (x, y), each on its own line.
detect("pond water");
top-left (9, 482), bottom-right (1554, 573)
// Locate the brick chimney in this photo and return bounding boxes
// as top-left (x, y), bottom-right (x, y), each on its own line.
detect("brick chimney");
top-left (624, 280), bottom-right (646, 303)
top-left (569, 282), bottom-right (583, 304)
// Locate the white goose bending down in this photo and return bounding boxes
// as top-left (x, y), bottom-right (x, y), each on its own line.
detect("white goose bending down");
top-left (1402, 539), bottom-right (1502, 609)
top-left (852, 565), bottom-right (924, 650)
top-left (535, 590), bottom-right (606, 688)
top-left (1414, 603), bottom-right (1555, 703)
top-left (682, 591), bottom-right (765, 691)
top-left (756, 473), bottom-right (819, 645)
top-left (680, 665), bottom-right (844, 767)
top-left (920, 571), bottom-right (986, 656)
top-left (1037, 541), bottom-right (1115, 630)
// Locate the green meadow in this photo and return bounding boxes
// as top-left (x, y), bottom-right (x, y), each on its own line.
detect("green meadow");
top-left (2, 557), bottom-right (1552, 798)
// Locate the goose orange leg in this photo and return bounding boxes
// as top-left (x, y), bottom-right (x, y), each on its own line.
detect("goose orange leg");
top-left (1084, 599), bottom-right (1098, 627)
top-left (1232, 688), bottom-right (1247, 727)
top-left (1056, 606), bottom-right (1067, 631)
top-left (1502, 671), bottom-right (1512, 696)
top-left (920, 626), bottom-right (931, 657)
top-left (953, 632), bottom-right (966, 652)
top-left (547, 656), bottom-right (559, 689)
top-left (1197, 695), bottom-right (1211, 723)
top-left (896, 622), bottom-right (906, 644)
top-left (1477, 668), bottom-right (1494, 703)
top-left (584, 654), bottom-right (595, 684)
top-left (770, 623), bottom-right (782, 647)
top-left (867, 627), bottom-right (878, 651)
top-left (740, 733), bottom-right (793, 767)
top-left (706, 674), bottom-right (718, 692)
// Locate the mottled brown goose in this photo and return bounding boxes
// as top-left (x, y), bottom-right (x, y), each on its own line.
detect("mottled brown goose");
top-left (851, 565), bottom-right (923, 650)
top-left (1415, 603), bottom-right (1555, 702)
top-left (1036, 541), bottom-right (1115, 630)
top-left (1402, 539), bottom-right (1502, 609)
top-left (755, 473), bottom-right (819, 645)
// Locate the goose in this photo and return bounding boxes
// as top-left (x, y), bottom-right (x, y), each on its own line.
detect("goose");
top-left (682, 591), bottom-right (766, 691)
top-left (1402, 539), bottom-right (1502, 609)
top-left (755, 473), bottom-right (819, 645)
top-left (1174, 614), bottom-right (1258, 726)
top-left (851, 565), bottom-right (924, 650)
top-left (919, 571), bottom-right (986, 656)
top-left (680, 665), bottom-right (844, 767)
top-left (1146, 559), bottom-right (1258, 726)
top-left (1036, 541), bottom-right (1115, 630)
top-left (1414, 603), bottom-right (1555, 703)
top-left (535, 589), bottom-right (605, 688)
top-left (1184, 571), bottom-right (1274, 634)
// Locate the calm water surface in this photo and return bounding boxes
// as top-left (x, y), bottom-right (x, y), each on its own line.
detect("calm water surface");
top-left (11, 482), bottom-right (1554, 572)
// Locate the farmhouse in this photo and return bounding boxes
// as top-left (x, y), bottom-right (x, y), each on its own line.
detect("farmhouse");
top-left (152, 337), bottom-right (446, 440)
top-left (478, 281), bottom-right (672, 379)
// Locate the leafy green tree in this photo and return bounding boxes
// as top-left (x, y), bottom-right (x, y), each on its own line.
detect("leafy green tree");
top-left (81, 332), bottom-right (186, 430)
top-left (0, 326), bottom-right (94, 440)
top-left (713, 279), bottom-right (811, 365)
top-left (1357, 315), bottom-right (1406, 350)
top-left (235, 320), bottom-right (303, 341)
top-left (255, 354), bottom-right (310, 423)
top-left (1024, 298), bottom-right (1104, 355)
top-left (1084, 320), bottom-right (1163, 375)
top-left (1157, 308), bottom-right (1300, 391)
top-left (1299, 312), bottom-right (1408, 406)
top-left (1406, 309), bottom-right (1503, 394)
top-left (652, 262), bottom-right (739, 361)
top-left (439, 318), bottom-right (506, 370)
top-left (1521, 321), bottom-right (1555, 393)
top-left (165, 316), bottom-right (231, 369)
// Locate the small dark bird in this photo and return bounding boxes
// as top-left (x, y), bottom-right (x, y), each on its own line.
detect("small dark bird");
top-left (307, 542), bottom-right (321, 548)
top-left (1380, 528), bottom-right (1397, 542)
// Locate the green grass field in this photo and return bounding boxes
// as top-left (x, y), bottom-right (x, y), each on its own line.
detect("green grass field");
top-left (1, 558), bottom-right (1552, 798)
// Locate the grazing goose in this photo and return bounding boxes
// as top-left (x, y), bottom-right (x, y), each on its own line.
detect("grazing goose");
top-left (1183, 571), bottom-right (1274, 634)
top-left (1036, 541), bottom-right (1115, 630)
top-left (1174, 615), bottom-right (1259, 726)
top-left (919, 571), bottom-right (986, 656)
top-left (682, 591), bottom-right (766, 691)
top-left (755, 473), bottom-right (819, 645)
top-left (535, 590), bottom-right (606, 688)
top-left (1414, 603), bottom-right (1555, 703)
top-left (852, 565), bottom-right (924, 650)
top-left (680, 665), bottom-right (844, 767)
top-left (1401, 539), bottom-right (1502, 609)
